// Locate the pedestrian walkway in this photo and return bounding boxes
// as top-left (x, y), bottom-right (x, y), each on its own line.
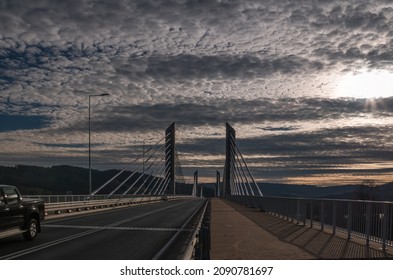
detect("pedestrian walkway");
top-left (210, 198), bottom-right (392, 259)
top-left (210, 198), bottom-right (315, 259)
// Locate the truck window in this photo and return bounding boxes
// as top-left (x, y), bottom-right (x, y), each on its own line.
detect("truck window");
top-left (3, 187), bottom-right (20, 205)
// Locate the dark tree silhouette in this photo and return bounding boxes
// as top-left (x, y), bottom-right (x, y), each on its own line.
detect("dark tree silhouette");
top-left (355, 179), bottom-right (378, 200)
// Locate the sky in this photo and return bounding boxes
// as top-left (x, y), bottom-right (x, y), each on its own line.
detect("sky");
top-left (2, 0), bottom-right (393, 186)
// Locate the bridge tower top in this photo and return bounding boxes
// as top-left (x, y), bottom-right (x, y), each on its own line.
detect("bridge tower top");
top-left (222, 122), bottom-right (263, 197)
top-left (223, 122), bottom-right (235, 197)
top-left (165, 122), bottom-right (176, 195)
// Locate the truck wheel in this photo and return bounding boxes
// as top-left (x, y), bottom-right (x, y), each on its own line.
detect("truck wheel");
top-left (23, 218), bottom-right (38, 241)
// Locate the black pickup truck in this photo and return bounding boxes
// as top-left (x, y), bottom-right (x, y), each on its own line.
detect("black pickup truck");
top-left (0, 185), bottom-right (45, 240)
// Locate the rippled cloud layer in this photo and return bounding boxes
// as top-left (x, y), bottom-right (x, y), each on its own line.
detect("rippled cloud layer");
top-left (2, 0), bottom-right (393, 185)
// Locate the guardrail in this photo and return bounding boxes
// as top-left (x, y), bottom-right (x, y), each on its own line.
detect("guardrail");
top-left (228, 195), bottom-right (393, 251)
top-left (24, 195), bottom-right (193, 216)
top-left (193, 199), bottom-right (211, 260)
top-left (153, 198), bottom-right (209, 260)
top-left (23, 194), bottom-right (156, 203)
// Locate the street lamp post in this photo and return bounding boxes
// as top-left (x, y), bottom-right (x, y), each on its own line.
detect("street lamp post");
top-left (89, 93), bottom-right (109, 195)
top-left (142, 138), bottom-right (154, 192)
top-left (142, 139), bottom-right (145, 191)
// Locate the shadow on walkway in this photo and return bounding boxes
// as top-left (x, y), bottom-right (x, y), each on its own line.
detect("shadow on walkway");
top-left (225, 199), bottom-right (393, 259)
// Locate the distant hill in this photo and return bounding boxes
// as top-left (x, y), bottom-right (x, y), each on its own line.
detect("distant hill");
top-left (375, 182), bottom-right (393, 201)
top-left (258, 182), bottom-right (393, 201)
top-left (2, 165), bottom-right (392, 201)
top-left (259, 183), bottom-right (359, 199)
top-left (203, 181), bottom-right (393, 201)
top-left (0, 165), bottom-right (192, 195)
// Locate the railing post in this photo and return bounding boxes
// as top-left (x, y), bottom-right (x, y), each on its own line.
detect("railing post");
top-left (347, 202), bottom-right (352, 239)
top-left (296, 199), bottom-right (300, 224)
top-left (321, 200), bottom-right (325, 231)
top-left (285, 200), bottom-right (289, 220)
top-left (332, 201), bottom-right (337, 235)
top-left (382, 204), bottom-right (388, 252)
top-left (273, 198), bottom-right (277, 217)
top-left (365, 202), bottom-right (371, 246)
top-left (310, 200), bottom-right (314, 228)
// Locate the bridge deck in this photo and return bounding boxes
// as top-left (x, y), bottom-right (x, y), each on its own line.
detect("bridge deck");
top-left (210, 198), bottom-right (392, 259)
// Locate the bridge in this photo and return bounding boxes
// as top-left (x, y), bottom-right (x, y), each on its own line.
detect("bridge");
top-left (1, 123), bottom-right (393, 260)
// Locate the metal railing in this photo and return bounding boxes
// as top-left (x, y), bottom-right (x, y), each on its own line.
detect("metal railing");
top-left (23, 194), bottom-right (194, 203)
top-left (228, 195), bottom-right (393, 251)
top-left (23, 194), bottom-right (178, 204)
top-left (23, 194), bottom-right (193, 216)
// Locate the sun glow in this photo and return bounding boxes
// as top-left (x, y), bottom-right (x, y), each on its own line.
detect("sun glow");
top-left (336, 69), bottom-right (393, 98)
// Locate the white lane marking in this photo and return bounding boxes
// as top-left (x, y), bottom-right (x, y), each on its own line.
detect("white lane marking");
top-left (43, 224), bottom-right (193, 232)
top-left (152, 199), bottom-right (206, 260)
top-left (0, 200), bottom-right (188, 260)
top-left (0, 229), bottom-right (102, 260)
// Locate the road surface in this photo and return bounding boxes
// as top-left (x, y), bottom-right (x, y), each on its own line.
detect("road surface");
top-left (0, 198), bottom-right (205, 260)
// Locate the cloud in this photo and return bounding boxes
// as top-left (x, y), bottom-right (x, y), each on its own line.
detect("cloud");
top-left (2, 0), bottom-right (393, 184)
top-left (238, 125), bottom-right (393, 158)
top-left (2, 0), bottom-right (393, 109)
top-left (230, 124), bottom-right (393, 184)
top-left (115, 54), bottom-right (325, 82)
top-left (49, 97), bottom-right (392, 135)
top-left (259, 126), bottom-right (299, 132)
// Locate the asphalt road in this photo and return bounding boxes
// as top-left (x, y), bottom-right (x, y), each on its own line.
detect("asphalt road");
top-left (0, 198), bottom-right (206, 260)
